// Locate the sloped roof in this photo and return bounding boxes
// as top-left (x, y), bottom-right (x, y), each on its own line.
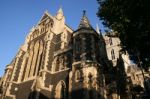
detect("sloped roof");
top-left (78, 10), bottom-right (92, 29)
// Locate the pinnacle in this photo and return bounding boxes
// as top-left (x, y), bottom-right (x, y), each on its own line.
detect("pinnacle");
top-left (57, 7), bottom-right (63, 15)
top-left (78, 10), bottom-right (92, 29)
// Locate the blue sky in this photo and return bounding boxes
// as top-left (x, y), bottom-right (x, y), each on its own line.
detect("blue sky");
top-left (0, 0), bottom-right (105, 76)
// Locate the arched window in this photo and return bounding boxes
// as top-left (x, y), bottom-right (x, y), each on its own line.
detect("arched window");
top-left (75, 70), bottom-right (81, 82)
top-left (51, 57), bottom-right (59, 72)
top-left (59, 56), bottom-right (65, 70)
top-left (55, 81), bottom-right (66, 99)
top-left (29, 41), bottom-right (40, 77)
top-left (34, 40), bottom-right (43, 76)
top-left (88, 73), bottom-right (94, 99)
top-left (76, 41), bottom-right (81, 52)
top-left (55, 57), bottom-right (60, 71)
top-left (109, 37), bottom-right (113, 45)
top-left (24, 40), bottom-right (44, 80)
top-left (86, 52), bottom-right (93, 61)
top-left (88, 73), bottom-right (93, 83)
top-left (24, 42), bottom-right (34, 80)
top-left (111, 49), bottom-right (115, 60)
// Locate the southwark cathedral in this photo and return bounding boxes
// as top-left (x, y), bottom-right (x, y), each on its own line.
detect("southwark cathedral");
top-left (0, 8), bottom-right (150, 99)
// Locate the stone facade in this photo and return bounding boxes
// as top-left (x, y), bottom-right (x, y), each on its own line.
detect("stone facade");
top-left (0, 9), bottom-right (149, 99)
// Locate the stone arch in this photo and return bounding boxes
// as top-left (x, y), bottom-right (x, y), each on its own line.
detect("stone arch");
top-left (75, 70), bottom-right (82, 82)
top-left (55, 80), bottom-right (66, 99)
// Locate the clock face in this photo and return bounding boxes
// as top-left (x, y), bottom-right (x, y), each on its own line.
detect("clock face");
top-left (56, 13), bottom-right (63, 20)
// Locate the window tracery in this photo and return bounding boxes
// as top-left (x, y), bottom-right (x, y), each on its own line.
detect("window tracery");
top-left (111, 49), bottom-right (115, 60)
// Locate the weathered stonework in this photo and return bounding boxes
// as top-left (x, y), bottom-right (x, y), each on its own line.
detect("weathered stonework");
top-left (0, 8), bottom-right (149, 99)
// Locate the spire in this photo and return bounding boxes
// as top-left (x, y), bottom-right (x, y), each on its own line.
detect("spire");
top-left (96, 24), bottom-right (103, 36)
top-left (96, 24), bottom-right (100, 34)
top-left (56, 7), bottom-right (64, 20)
top-left (78, 10), bottom-right (92, 29)
top-left (57, 7), bottom-right (63, 15)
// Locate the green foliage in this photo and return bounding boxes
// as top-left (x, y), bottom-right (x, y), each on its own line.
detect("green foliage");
top-left (97, 0), bottom-right (150, 69)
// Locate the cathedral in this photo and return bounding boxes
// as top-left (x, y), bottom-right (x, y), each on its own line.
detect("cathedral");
top-left (0, 8), bottom-right (149, 99)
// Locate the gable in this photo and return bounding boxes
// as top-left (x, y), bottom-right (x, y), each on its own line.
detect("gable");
top-left (38, 11), bottom-right (54, 25)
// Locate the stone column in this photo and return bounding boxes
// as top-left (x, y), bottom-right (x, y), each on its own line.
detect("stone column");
top-left (11, 52), bottom-right (22, 81)
top-left (42, 33), bottom-right (53, 86)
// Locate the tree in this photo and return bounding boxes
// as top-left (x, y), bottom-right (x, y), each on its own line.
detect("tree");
top-left (97, 0), bottom-right (150, 70)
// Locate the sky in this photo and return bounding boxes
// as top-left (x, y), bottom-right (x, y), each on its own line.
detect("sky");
top-left (0, 0), bottom-right (105, 76)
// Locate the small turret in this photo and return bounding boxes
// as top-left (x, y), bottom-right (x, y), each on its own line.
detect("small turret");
top-left (73, 11), bottom-right (100, 63)
top-left (57, 7), bottom-right (63, 15)
top-left (70, 11), bottom-right (105, 99)
top-left (56, 7), bottom-right (64, 20)
top-left (78, 10), bottom-right (92, 29)
top-left (51, 7), bottom-right (65, 34)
